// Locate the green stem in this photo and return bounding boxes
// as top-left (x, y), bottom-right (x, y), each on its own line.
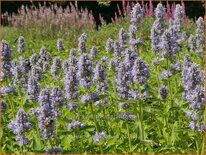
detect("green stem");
top-left (8, 98), bottom-right (15, 119)
top-left (73, 131), bottom-right (77, 152)
top-left (99, 145), bottom-right (103, 154)
top-left (133, 103), bottom-right (139, 140)
top-left (49, 139), bottom-right (53, 149)
top-left (139, 101), bottom-right (145, 153)
top-left (20, 145), bottom-right (23, 154)
top-left (89, 103), bottom-right (99, 132)
top-left (89, 103), bottom-right (103, 154)
top-left (156, 66), bottom-right (160, 88)
top-left (139, 101), bottom-right (144, 140)
top-left (126, 122), bottom-right (132, 153)
top-left (103, 108), bottom-right (109, 134)
top-left (166, 59), bottom-right (173, 114)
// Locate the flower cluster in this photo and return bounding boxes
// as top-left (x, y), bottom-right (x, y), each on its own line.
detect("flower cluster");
top-left (94, 99), bottom-right (109, 107)
top-left (81, 93), bottom-right (99, 104)
top-left (78, 33), bottom-right (87, 53)
top-left (13, 65), bottom-right (28, 89)
top-left (159, 27), bottom-right (180, 58)
top-left (151, 3), bottom-right (166, 53)
top-left (128, 24), bottom-right (137, 40)
top-left (173, 4), bottom-right (184, 31)
top-left (77, 54), bottom-right (93, 88)
top-left (132, 57), bottom-right (150, 84)
top-left (1, 100), bottom-right (7, 112)
top-left (119, 28), bottom-right (128, 48)
top-left (8, 109), bottom-right (32, 145)
top-left (188, 17), bottom-right (205, 55)
top-left (106, 38), bottom-right (114, 53)
top-left (130, 3), bottom-right (143, 29)
top-left (51, 57), bottom-right (62, 78)
top-left (57, 38), bottom-right (64, 51)
top-left (116, 62), bottom-right (132, 99)
top-left (158, 85), bottom-right (168, 100)
top-left (64, 66), bottom-right (79, 100)
top-left (37, 47), bottom-right (52, 68)
top-left (30, 53), bottom-right (39, 66)
top-left (119, 112), bottom-right (135, 121)
top-left (51, 86), bottom-right (64, 117)
top-left (125, 47), bottom-right (138, 70)
top-left (90, 46), bottom-right (98, 59)
top-left (31, 66), bottom-right (43, 81)
top-left (68, 121), bottom-right (84, 130)
top-left (19, 56), bottom-right (30, 74)
top-left (36, 87), bottom-right (56, 139)
top-left (93, 131), bottom-right (106, 143)
top-left (45, 147), bottom-right (63, 154)
top-left (27, 75), bottom-right (40, 101)
top-left (93, 62), bottom-right (107, 93)
top-left (1, 41), bottom-right (13, 80)
top-left (182, 55), bottom-right (205, 131)
top-left (118, 102), bottom-right (130, 110)
top-left (17, 36), bottom-right (26, 52)
top-left (63, 55), bottom-right (78, 74)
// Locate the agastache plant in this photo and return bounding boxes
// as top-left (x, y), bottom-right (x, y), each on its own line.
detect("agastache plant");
top-left (132, 57), bottom-right (150, 84)
top-left (182, 60), bottom-right (203, 91)
top-left (42, 62), bottom-right (50, 72)
top-left (113, 40), bottom-right (123, 66)
top-left (173, 4), bottom-right (184, 32)
top-left (17, 36), bottom-right (25, 52)
top-left (57, 38), bottom-right (64, 51)
top-left (158, 85), bottom-right (168, 100)
top-left (39, 47), bottom-right (51, 61)
top-left (93, 132), bottom-right (106, 143)
top-left (159, 27), bottom-right (180, 58)
top-left (1, 100), bottom-right (7, 113)
top-left (105, 38), bottom-right (114, 53)
top-left (36, 87), bottom-right (56, 139)
top-left (151, 3), bottom-right (166, 53)
top-left (51, 57), bottom-right (62, 79)
top-left (63, 55), bottom-right (78, 74)
top-left (30, 53), bottom-right (39, 66)
top-left (51, 86), bottom-right (64, 117)
top-left (93, 61), bottom-right (107, 93)
top-left (116, 62), bottom-right (132, 99)
top-left (90, 46), bottom-right (98, 59)
top-left (78, 33), bottom-right (87, 53)
top-left (64, 66), bottom-right (79, 100)
top-left (45, 147), bottom-right (63, 154)
top-left (1, 40), bottom-right (13, 80)
top-left (189, 17), bottom-right (205, 55)
top-left (31, 66), bottom-right (43, 81)
top-left (13, 65), bottom-right (28, 90)
top-left (37, 47), bottom-right (52, 67)
top-left (8, 109), bottom-right (32, 146)
top-left (130, 3), bottom-right (143, 29)
top-left (68, 121), bottom-right (84, 130)
top-left (119, 28), bottom-right (128, 48)
top-left (188, 35), bottom-right (196, 52)
top-left (27, 75), bottom-right (40, 101)
top-left (182, 55), bottom-right (205, 131)
top-left (128, 24), bottom-right (137, 40)
top-left (81, 93), bottom-right (99, 104)
top-left (70, 48), bottom-right (77, 57)
top-left (19, 56), bottom-right (30, 74)
top-left (77, 54), bottom-right (93, 89)
top-left (195, 17), bottom-right (205, 55)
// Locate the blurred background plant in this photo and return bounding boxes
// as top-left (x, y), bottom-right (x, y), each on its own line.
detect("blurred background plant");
top-left (2, 2), bottom-right (95, 38)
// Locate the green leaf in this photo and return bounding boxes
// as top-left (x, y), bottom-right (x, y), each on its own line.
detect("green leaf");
top-left (33, 133), bottom-right (42, 150)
